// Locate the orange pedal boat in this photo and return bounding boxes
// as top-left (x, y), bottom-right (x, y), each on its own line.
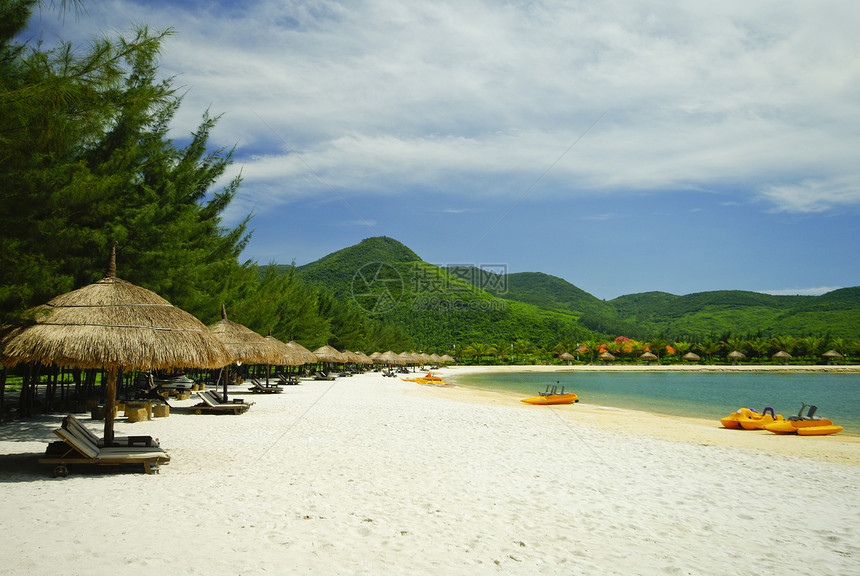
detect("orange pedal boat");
top-left (521, 383), bottom-right (579, 405)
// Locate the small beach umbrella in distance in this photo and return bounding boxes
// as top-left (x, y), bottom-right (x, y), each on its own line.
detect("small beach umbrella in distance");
top-left (772, 350), bottom-right (792, 365)
top-left (598, 351), bottom-right (616, 363)
top-left (209, 304), bottom-right (276, 401)
top-left (822, 350), bottom-right (843, 362)
top-left (639, 351), bottom-right (658, 363)
top-left (0, 246), bottom-right (230, 444)
top-left (681, 352), bottom-right (701, 363)
top-left (727, 350), bottom-right (746, 365)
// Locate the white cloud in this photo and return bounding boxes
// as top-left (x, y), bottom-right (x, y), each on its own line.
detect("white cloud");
top-left (33, 0), bottom-right (860, 215)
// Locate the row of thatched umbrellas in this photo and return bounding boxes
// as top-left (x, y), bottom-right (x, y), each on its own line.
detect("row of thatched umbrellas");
top-left (0, 247), bottom-right (452, 444)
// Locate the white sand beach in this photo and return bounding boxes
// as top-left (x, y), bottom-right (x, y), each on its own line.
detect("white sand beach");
top-left (1, 366), bottom-right (858, 575)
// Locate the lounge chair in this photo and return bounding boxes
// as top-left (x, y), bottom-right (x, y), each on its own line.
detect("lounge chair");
top-left (248, 378), bottom-right (283, 394)
top-left (63, 414), bottom-right (159, 448)
top-left (39, 417), bottom-right (170, 476)
top-left (192, 390), bottom-right (253, 414)
top-left (313, 371), bottom-right (336, 381)
top-left (276, 373), bottom-right (300, 386)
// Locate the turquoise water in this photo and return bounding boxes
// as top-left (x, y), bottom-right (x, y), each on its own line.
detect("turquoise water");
top-left (452, 371), bottom-right (860, 434)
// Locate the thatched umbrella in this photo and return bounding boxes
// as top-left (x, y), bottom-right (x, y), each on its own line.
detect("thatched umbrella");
top-left (313, 345), bottom-right (346, 363)
top-left (681, 352), bottom-right (701, 363)
top-left (286, 341), bottom-right (318, 365)
top-left (639, 351), bottom-right (658, 363)
top-left (822, 349), bottom-right (843, 361)
top-left (429, 353), bottom-right (443, 365)
top-left (598, 351), bottom-right (616, 363)
top-left (0, 247), bottom-right (230, 444)
top-left (559, 352), bottom-right (574, 364)
top-left (378, 350), bottom-right (401, 366)
top-left (772, 350), bottom-right (792, 364)
top-left (440, 354), bottom-right (455, 364)
top-left (209, 304), bottom-right (276, 401)
top-left (727, 350), bottom-right (746, 365)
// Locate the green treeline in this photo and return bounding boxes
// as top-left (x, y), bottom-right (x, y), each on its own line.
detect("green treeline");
top-left (0, 1), bottom-right (408, 353)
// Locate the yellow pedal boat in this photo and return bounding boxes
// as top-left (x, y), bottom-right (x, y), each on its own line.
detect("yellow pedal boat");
top-left (720, 407), bottom-right (783, 430)
top-left (521, 393), bottom-right (579, 405)
top-left (763, 403), bottom-right (842, 435)
top-left (521, 383), bottom-right (578, 405)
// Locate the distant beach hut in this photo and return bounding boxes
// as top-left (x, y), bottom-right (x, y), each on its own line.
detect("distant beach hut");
top-left (559, 352), bottom-right (574, 364)
top-left (0, 246), bottom-right (230, 444)
top-left (727, 350), bottom-right (746, 365)
top-left (822, 349), bottom-right (843, 364)
top-left (681, 352), bottom-right (701, 363)
top-left (639, 351), bottom-right (658, 364)
top-left (598, 351), bottom-right (616, 363)
top-left (772, 350), bottom-right (792, 365)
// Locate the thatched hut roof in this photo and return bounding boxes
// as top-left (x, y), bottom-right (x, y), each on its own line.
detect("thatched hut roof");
top-left (378, 350), bottom-right (402, 365)
top-left (727, 350), bottom-right (746, 359)
top-left (313, 344), bottom-right (346, 363)
top-left (440, 354), bottom-right (455, 363)
top-left (429, 353), bottom-right (443, 364)
top-left (639, 351), bottom-right (658, 361)
top-left (822, 349), bottom-right (843, 359)
top-left (559, 352), bottom-right (575, 361)
top-left (772, 351), bottom-right (792, 359)
top-left (681, 352), bottom-right (701, 362)
top-left (598, 352), bottom-right (616, 362)
top-left (285, 341), bottom-right (318, 364)
top-left (208, 304), bottom-right (276, 365)
top-left (1, 253), bottom-right (229, 371)
top-left (263, 335), bottom-right (305, 366)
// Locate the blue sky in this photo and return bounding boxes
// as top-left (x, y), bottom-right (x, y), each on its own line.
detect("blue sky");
top-left (25, 0), bottom-right (860, 299)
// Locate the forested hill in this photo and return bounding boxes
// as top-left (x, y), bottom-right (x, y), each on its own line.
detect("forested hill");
top-left (281, 237), bottom-right (860, 341)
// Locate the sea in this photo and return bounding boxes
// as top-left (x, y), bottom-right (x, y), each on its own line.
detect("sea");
top-left (452, 370), bottom-right (860, 434)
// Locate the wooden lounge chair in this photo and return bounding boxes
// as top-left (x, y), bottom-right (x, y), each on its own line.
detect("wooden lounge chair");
top-left (192, 390), bottom-right (252, 414)
top-left (39, 418), bottom-right (170, 477)
top-left (313, 371), bottom-right (335, 381)
top-left (248, 378), bottom-right (283, 393)
top-left (63, 414), bottom-right (160, 448)
top-left (276, 373), bottom-right (300, 386)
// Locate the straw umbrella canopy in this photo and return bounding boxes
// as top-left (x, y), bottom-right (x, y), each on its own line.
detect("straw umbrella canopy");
top-left (429, 353), bottom-right (443, 364)
top-left (286, 341), bottom-right (318, 365)
top-left (558, 352), bottom-right (574, 364)
top-left (209, 304), bottom-right (277, 400)
top-left (440, 354), bottom-right (455, 364)
top-left (0, 247), bottom-right (230, 444)
top-left (313, 345), bottom-right (346, 363)
top-left (355, 351), bottom-right (374, 365)
top-left (378, 350), bottom-right (401, 365)
top-left (822, 349), bottom-right (843, 360)
top-left (681, 352), bottom-right (701, 363)
top-left (598, 351), bottom-right (616, 363)
top-left (639, 351), bottom-right (658, 363)
top-left (772, 350), bottom-right (792, 364)
top-left (727, 350), bottom-right (746, 365)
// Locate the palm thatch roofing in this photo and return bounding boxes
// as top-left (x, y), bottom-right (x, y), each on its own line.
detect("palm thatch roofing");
top-left (354, 351), bottom-right (374, 364)
top-left (639, 351), bottom-right (658, 361)
top-left (1, 252), bottom-right (229, 371)
top-left (263, 335), bottom-right (305, 366)
top-left (208, 304), bottom-right (277, 365)
top-left (822, 349), bottom-right (843, 359)
top-left (312, 344), bottom-right (346, 363)
top-left (429, 353), bottom-right (443, 364)
top-left (558, 352), bottom-right (575, 361)
top-left (598, 351), bottom-right (616, 362)
top-left (727, 350), bottom-right (746, 359)
top-left (285, 341), bottom-right (318, 365)
top-left (440, 354), bottom-right (455, 363)
top-left (772, 351), bottom-right (792, 359)
top-left (681, 352), bottom-right (701, 362)
top-left (378, 350), bottom-right (402, 364)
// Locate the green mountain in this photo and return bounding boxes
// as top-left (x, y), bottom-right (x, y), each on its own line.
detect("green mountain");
top-left (270, 236), bottom-right (860, 346)
top-left (287, 237), bottom-right (597, 351)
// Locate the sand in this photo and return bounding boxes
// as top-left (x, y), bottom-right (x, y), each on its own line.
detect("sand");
top-left (1, 366), bottom-right (858, 575)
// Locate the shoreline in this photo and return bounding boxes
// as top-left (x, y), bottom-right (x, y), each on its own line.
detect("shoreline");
top-left (441, 363), bottom-right (860, 373)
top-left (423, 366), bottom-right (860, 465)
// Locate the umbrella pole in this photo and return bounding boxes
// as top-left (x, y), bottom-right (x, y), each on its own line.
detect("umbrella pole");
top-left (223, 365), bottom-right (229, 402)
top-left (104, 366), bottom-right (117, 445)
